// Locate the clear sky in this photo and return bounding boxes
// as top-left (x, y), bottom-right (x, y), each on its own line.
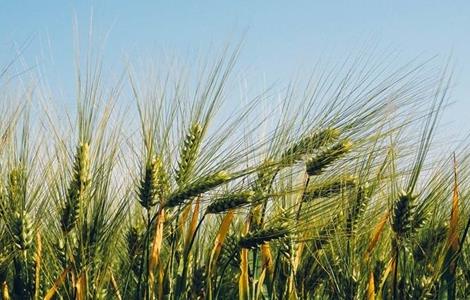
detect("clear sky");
top-left (1, 1), bottom-right (469, 137)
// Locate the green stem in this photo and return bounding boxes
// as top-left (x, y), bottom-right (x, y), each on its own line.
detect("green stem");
top-left (175, 213), bottom-right (206, 299)
top-left (137, 208), bottom-right (151, 300)
top-left (251, 171), bottom-right (279, 297)
top-left (296, 176), bottom-right (311, 221)
top-left (168, 208), bottom-right (182, 298)
top-left (214, 250), bottom-right (237, 300)
top-left (392, 239), bottom-right (399, 300)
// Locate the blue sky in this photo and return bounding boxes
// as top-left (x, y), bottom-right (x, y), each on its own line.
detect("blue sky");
top-left (1, 1), bottom-right (469, 136)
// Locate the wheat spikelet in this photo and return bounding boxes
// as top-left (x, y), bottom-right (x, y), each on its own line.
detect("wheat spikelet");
top-left (60, 142), bottom-right (90, 233)
top-left (8, 167), bottom-right (20, 191)
top-left (219, 234), bottom-right (241, 268)
top-left (304, 176), bottom-right (356, 201)
top-left (410, 208), bottom-right (428, 234)
top-left (126, 225), bottom-right (144, 276)
top-left (391, 190), bottom-right (416, 238)
top-left (206, 191), bottom-right (254, 214)
top-left (54, 239), bottom-right (67, 269)
top-left (165, 171), bottom-right (231, 208)
top-left (7, 167), bottom-right (23, 213)
top-left (126, 226), bottom-right (143, 257)
top-left (345, 184), bottom-right (370, 237)
top-left (413, 225), bottom-right (447, 262)
top-left (0, 167), bottom-right (22, 223)
top-left (175, 123), bottom-right (203, 186)
top-left (306, 139), bottom-right (352, 176)
top-left (138, 155), bottom-right (169, 209)
top-left (11, 216), bottom-right (34, 298)
top-left (12, 212), bottom-right (33, 251)
top-left (138, 157), bottom-right (159, 209)
top-left (281, 127), bottom-right (340, 164)
top-left (238, 224), bottom-right (289, 249)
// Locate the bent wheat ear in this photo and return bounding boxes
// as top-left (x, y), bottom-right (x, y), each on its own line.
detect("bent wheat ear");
top-left (165, 171), bottom-right (231, 208)
top-left (175, 123), bottom-right (203, 186)
top-left (306, 139), bottom-right (352, 176)
top-left (304, 176), bottom-right (356, 201)
top-left (60, 142), bottom-right (90, 233)
top-left (238, 224), bottom-right (289, 249)
top-left (206, 191), bottom-right (255, 214)
top-left (281, 127), bottom-right (340, 164)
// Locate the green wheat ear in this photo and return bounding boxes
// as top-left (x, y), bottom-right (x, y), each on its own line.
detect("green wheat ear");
top-left (8, 167), bottom-right (23, 211)
top-left (345, 183), bottom-right (370, 237)
top-left (12, 212), bottom-right (33, 251)
top-left (126, 225), bottom-right (145, 276)
top-left (165, 171), bottom-right (231, 208)
top-left (60, 142), bottom-right (90, 233)
top-left (413, 225), bottom-right (447, 262)
top-left (206, 191), bottom-right (255, 214)
top-left (391, 190), bottom-right (416, 238)
top-left (306, 139), bottom-right (353, 176)
top-left (219, 234), bottom-right (241, 267)
top-left (238, 223), bottom-right (289, 249)
top-left (175, 123), bottom-right (203, 186)
top-left (138, 155), bottom-right (169, 209)
top-left (281, 127), bottom-right (341, 164)
top-left (304, 175), bottom-right (356, 201)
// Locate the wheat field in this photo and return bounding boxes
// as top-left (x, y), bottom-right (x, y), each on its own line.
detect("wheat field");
top-left (0, 51), bottom-right (469, 300)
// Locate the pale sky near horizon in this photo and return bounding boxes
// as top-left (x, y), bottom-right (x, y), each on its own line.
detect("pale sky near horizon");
top-left (1, 1), bottom-right (469, 139)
